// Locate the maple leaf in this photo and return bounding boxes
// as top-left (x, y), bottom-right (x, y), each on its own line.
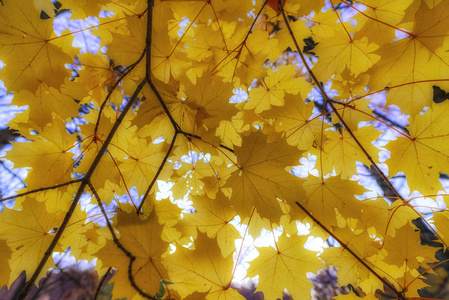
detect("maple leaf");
top-left (319, 227), bottom-right (383, 291)
top-left (247, 233), bottom-right (323, 299)
top-left (387, 101), bottom-right (449, 193)
top-left (313, 30), bottom-right (380, 80)
top-left (58, 0), bottom-right (110, 19)
top-left (107, 13), bottom-right (147, 78)
top-left (58, 204), bottom-right (96, 259)
top-left (96, 210), bottom-right (170, 299)
top-left (12, 83), bottom-right (80, 129)
top-left (76, 53), bottom-right (127, 106)
top-left (5, 119), bottom-right (76, 190)
top-left (183, 191), bottom-right (240, 258)
top-left (164, 232), bottom-right (243, 299)
top-left (383, 223), bottom-right (436, 270)
top-left (366, 1), bottom-right (449, 117)
top-left (183, 71), bottom-right (237, 131)
top-left (32, 187), bottom-right (76, 214)
top-left (302, 175), bottom-right (365, 227)
top-left (118, 138), bottom-right (171, 195)
top-left (225, 130), bottom-right (304, 221)
top-left (359, 198), bottom-right (417, 238)
top-left (245, 64), bottom-right (307, 114)
top-left (352, 0), bottom-right (414, 44)
top-left (0, 0), bottom-right (73, 92)
top-left (318, 126), bottom-right (381, 178)
top-left (0, 199), bottom-right (64, 285)
top-left (265, 94), bottom-right (328, 150)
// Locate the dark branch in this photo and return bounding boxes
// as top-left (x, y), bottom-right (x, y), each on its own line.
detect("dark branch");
top-left (19, 70), bottom-right (148, 300)
top-left (295, 201), bottom-right (406, 300)
top-left (0, 179), bottom-right (82, 203)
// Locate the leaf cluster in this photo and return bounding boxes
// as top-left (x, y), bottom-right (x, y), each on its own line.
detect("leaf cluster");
top-left (1, 0), bottom-right (449, 299)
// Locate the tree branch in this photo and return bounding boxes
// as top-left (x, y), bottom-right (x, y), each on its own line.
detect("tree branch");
top-left (19, 76), bottom-right (148, 299)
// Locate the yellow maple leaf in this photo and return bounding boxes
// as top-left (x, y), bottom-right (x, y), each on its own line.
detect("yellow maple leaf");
top-left (303, 175), bottom-right (365, 227)
top-left (387, 101), bottom-right (449, 194)
top-left (96, 210), bottom-right (170, 299)
top-left (184, 192), bottom-right (239, 258)
top-left (183, 71), bottom-right (237, 131)
top-left (4, 119), bottom-right (76, 190)
top-left (360, 198), bottom-right (416, 238)
top-left (247, 234), bottom-right (323, 299)
top-left (76, 53), bottom-right (125, 106)
top-left (313, 30), bottom-right (380, 80)
top-left (118, 138), bottom-right (171, 195)
top-left (183, 23), bottom-right (229, 63)
top-left (215, 119), bottom-right (243, 148)
top-left (319, 228), bottom-right (379, 289)
top-left (353, 0), bottom-right (414, 45)
top-left (33, 186), bottom-right (77, 213)
top-left (33, 0), bottom-right (56, 17)
top-left (246, 29), bottom-right (280, 62)
top-left (107, 13), bottom-right (147, 78)
top-left (58, 0), bottom-right (110, 18)
top-left (0, 0), bottom-right (72, 92)
top-left (13, 83), bottom-right (80, 129)
top-left (132, 83), bottom-right (178, 139)
top-left (318, 126), bottom-right (380, 178)
top-left (383, 223), bottom-right (436, 270)
top-left (225, 130), bottom-right (304, 220)
top-left (0, 199), bottom-right (64, 285)
top-left (164, 232), bottom-right (244, 299)
top-left (265, 94), bottom-right (327, 150)
top-left (335, 97), bottom-right (373, 130)
top-left (432, 211), bottom-right (449, 248)
top-left (276, 18), bottom-right (311, 54)
top-left (170, 147), bottom-right (227, 199)
top-left (366, 1), bottom-right (449, 117)
top-left (76, 142), bottom-right (122, 192)
top-left (59, 204), bottom-right (95, 258)
top-left (245, 64), bottom-right (307, 114)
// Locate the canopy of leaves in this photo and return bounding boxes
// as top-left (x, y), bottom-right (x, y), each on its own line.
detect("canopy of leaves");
top-left (1, 0), bottom-right (449, 299)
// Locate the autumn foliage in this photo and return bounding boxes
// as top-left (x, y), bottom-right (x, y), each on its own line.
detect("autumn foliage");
top-left (1, 0), bottom-right (449, 299)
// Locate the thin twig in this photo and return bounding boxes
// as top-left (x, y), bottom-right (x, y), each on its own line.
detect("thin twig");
top-left (137, 132), bottom-right (178, 214)
top-left (211, 1), bottom-right (267, 81)
top-left (295, 201), bottom-right (406, 300)
top-left (147, 79), bottom-right (181, 132)
top-left (278, 1), bottom-right (406, 298)
top-left (278, 0), bottom-right (404, 203)
top-left (94, 267), bottom-right (112, 300)
top-left (88, 182), bottom-right (157, 299)
top-left (0, 179), bottom-right (82, 203)
top-left (280, 0), bottom-right (449, 251)
top-left (181, 130), bottom-right (235, 153)
top-left (94, 45), bottom-right (148, 134)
